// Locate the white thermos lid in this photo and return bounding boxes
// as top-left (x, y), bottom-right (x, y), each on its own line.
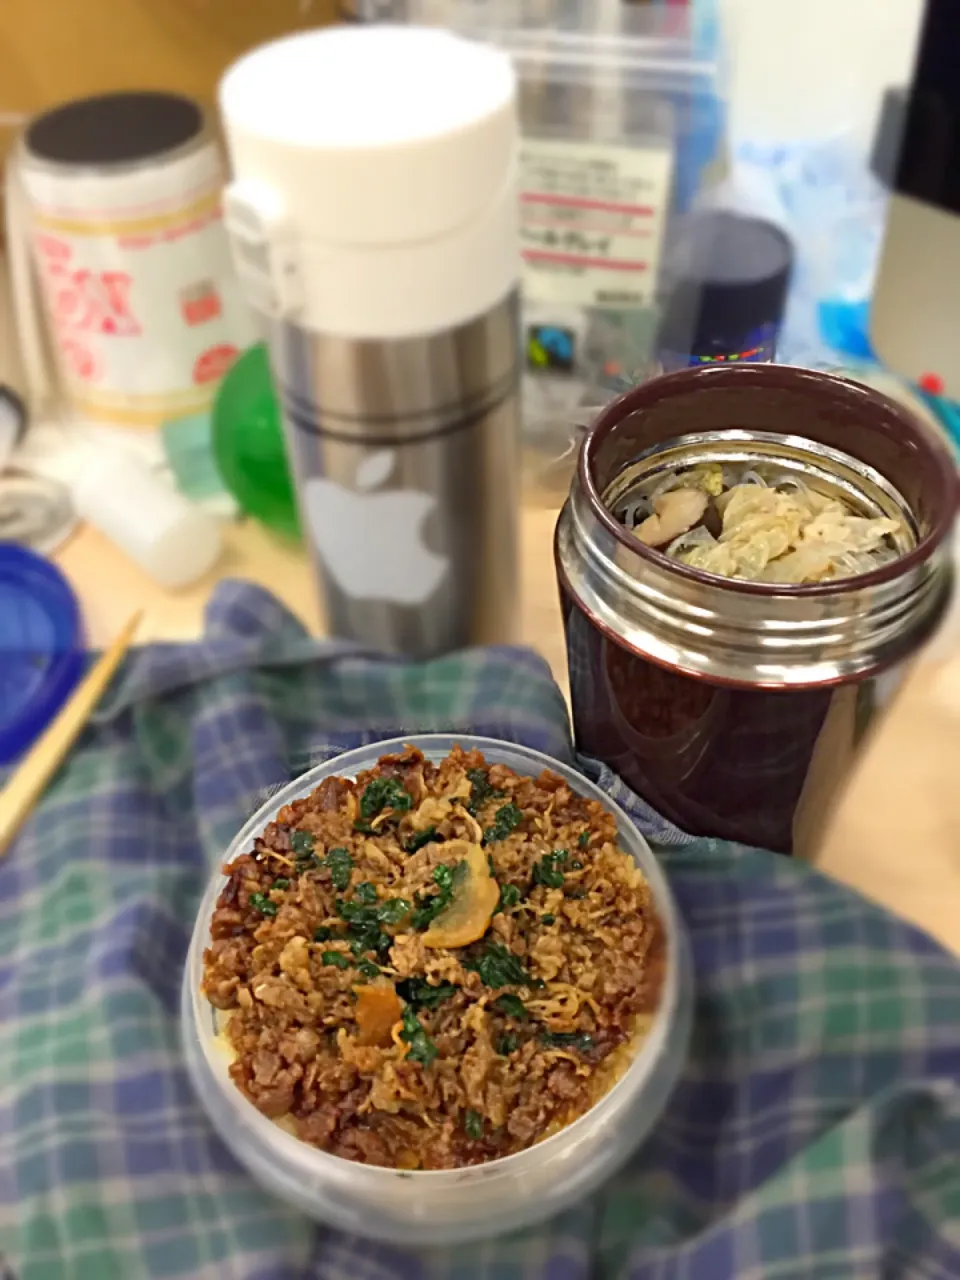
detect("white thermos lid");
top-left (219, 25), bottom-right (520, 338)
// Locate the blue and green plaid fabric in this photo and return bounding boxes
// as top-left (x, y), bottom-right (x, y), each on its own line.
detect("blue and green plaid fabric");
top-left (3, 580), bottom-right (960, 1280)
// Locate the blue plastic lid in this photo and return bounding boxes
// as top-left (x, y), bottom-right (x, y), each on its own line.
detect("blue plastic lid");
top-left (0, 544), bottom-right (85, 765)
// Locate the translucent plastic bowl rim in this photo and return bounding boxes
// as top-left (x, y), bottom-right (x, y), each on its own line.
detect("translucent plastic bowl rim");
top-left (185, 734), bottom-right (687, 1190)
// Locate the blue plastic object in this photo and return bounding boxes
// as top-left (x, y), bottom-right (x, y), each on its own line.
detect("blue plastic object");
top-left (916, 389), bottom-right (960, 460)
top-left (818, 299), bottom-right (876, 363)
top-left (0, 544), bottom-right (85, 765)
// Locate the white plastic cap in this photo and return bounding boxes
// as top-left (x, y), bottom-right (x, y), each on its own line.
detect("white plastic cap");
top-left (219, 26), bottom-right (520, 338)
top-left (72, 449), bottom-right (222, 590)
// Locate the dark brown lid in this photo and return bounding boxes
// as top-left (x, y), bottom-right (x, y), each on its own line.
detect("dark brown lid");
top-left (25, 92), bottom-right (203, 169)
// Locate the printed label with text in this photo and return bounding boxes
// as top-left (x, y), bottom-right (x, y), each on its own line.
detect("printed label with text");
top-left (519, 139), bottom-right (674, 310)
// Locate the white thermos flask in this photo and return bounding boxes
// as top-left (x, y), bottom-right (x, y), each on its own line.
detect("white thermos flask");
top-left (219, 25), bottom-right (521, 658)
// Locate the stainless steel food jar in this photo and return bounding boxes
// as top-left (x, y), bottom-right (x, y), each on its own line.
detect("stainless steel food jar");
top-left (555, 364), bottom-right (957, 856)
top-left (265, 298), bottom-right (521, 659)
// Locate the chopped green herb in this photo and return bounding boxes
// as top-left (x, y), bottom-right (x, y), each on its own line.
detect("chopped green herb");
top-left (351, 930), bottom-right (389, 957)
top-left (483, 802), bottom-right (523, 844)
top-left (497, 882), bottom-right (522, 912)
top-left (337, 898), bottom-right (392, 958)
top-left (291, 830), bottom-right (315, 857)
top-left (356, 959), bottom-right (381, 980)
top-left (376, 897), bottom-right (412, 926)
top-left (353, 820), bottom-right (375, 834)
top-left (359, 776), bottom-right (413, 821)
top-left (321, 951), bottom-right (351, 969)
top-left (313, 926), bottom-right (333, 942)
top-left (464, 1109), bottom-right (484, 1140)
top-left (248, 892), bottom-right (277, 917)
top-left (411, 861), bottom-right (467, 930)
top-left (577, 831), bottom-right (590, 850)
top-left (333, 884), bottom-right (413, 958)
top-left (398, 977), bottom-right (457, 1008)
top-left (464, 942), bottom-right (542, 990)
top-left (466, 767), bottom-right (505, 816)
top-left (540, 914), bottom-right (556, 926)
top-left (324, 847), bottom-right (354, 892)
top-left (405, 826), bottom-right (437, 854)
top-left (539, 1030), bottom-right (595, 1054)
top-left (494, 993), bottom-right (528, 1020)
top-left (337, 890), bottom-right (414, 952)
top-left (533, 849), bottom-right (569, 889)
top-left (400, 1007), bottom-right (437, 1068)
top-left (495, 1032), bottom-right (519, 1056)
top-left (273, 878), bottom-right (290, 890)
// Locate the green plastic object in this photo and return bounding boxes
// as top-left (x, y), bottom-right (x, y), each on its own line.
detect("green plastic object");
top-left (212, 343), bottom-right (300, 541)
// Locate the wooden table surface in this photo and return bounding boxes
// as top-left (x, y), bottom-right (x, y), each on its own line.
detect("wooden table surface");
top-left (53, 462), bottom-right (960, 959)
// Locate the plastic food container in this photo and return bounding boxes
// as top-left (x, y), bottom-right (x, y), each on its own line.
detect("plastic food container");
top-left (352, 0), bottom-right (726, 442)
top-left (182, 734), bottom-right (692, 1246)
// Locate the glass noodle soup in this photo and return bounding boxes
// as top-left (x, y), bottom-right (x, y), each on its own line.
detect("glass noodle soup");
top-left (618, 462), bottom-right (902, 584)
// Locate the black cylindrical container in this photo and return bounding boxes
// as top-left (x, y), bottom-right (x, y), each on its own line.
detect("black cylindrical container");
top-left (655, 212), bottom-right (793, 373)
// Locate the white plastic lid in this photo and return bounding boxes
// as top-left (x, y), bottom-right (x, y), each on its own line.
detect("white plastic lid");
top-left (72, 448), bottom-right (222, 591)
top-left (219, 26), bottom-right (520, 337)
top-left (220, 25), bottom-right (516, 246)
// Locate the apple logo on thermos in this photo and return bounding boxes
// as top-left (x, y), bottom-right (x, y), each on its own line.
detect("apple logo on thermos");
top-left (303, 450), bottom-right (449, 605)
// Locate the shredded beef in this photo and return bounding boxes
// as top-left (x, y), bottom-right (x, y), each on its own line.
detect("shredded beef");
top-left (202, 745), bottom-right (664, 1169)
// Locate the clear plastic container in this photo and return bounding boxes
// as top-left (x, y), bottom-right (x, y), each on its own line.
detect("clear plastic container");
top-left (182, 734), bottom-right (692, 1246)
top-left (352, 0), bottom-right (726, 449)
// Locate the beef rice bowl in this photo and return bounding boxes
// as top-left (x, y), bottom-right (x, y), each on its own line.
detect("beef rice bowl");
top-left (202, 744), bottom-right (665, 1170)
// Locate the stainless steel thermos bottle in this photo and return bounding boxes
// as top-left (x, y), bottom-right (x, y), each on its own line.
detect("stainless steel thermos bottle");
top-left (220, 25), bottom-right (522, 658)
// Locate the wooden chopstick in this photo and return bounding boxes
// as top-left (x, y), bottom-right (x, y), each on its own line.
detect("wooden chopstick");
top-left (0, 609), bottom-right (143, 859)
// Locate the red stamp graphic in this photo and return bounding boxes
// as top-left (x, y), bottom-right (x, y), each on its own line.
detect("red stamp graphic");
top-left (193, 344), bottom-right (238, 384)
top-left (180, 280), bottom-right (222, 326)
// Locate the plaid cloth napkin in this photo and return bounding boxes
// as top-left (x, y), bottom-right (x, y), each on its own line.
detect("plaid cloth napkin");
top-left (3, 580), bottom-right (960, 1280)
